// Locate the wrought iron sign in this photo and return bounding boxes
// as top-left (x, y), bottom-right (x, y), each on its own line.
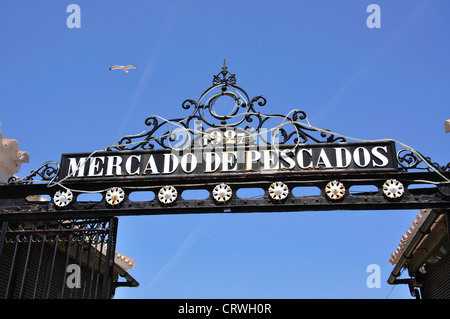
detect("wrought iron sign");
top-left (58, 141), bottom-right (398, 181)
top-left (1, 61), bottom-right (450, 220)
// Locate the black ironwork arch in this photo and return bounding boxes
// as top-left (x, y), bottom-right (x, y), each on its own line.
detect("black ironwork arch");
top-left (2, 61), bottom-right (449, 218)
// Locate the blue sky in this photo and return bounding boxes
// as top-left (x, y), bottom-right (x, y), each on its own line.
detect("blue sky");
top-left (1, 0), bottom-right (449, 299)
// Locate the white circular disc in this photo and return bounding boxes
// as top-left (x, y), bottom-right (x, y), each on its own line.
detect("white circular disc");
top-left (105, 187), bottom-right (125, 206)
top-left (158, 185), bottom-right (178, 204)
top-left (213, 183), bottom-right (232, 202)
top-left (268, 181), bottom-right (289, 200)
top-left (325, 180), bottom-right (346, 200)
top-left (383, 179), bottom-right (404, 199)
top-left (53, 189), bottom-right (73, 207)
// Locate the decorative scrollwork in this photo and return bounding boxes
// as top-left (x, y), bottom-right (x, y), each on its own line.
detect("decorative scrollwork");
top-left (7, 161), bottom-right (60, 185)
top-left (107, 61), bottom-right (347, 152)
top-left (182, 99), bottom-right (198, 110)
top-left (397, 149), bottom-right (420, 169)
top-left (397, 148), bottom-right (449, 172)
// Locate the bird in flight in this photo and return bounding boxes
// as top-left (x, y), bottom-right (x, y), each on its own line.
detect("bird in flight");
top-left (108, 65), bottom-right (138, 73)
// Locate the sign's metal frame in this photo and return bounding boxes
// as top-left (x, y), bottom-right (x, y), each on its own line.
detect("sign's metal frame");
top-left (1, 62), bottom-right (449, 222)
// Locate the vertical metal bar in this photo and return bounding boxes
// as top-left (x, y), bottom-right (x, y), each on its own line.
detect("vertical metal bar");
top-left (32, 231), bottom-right (46, 299)
top-left (102, 218), bottom-right (118, 299)
top-left (5, 233), bottom-right (21, 299)
top-left (45, 227), bottom-right (60, 299)
top-left (69, 237), bottom-right (80, 299)
top-left (0, 222), bottom-right (8, 269)
top-left (88, 230), bottom-right (100, 299)
top-left (0, 222), bottom-right (7, 299)
top-left (18, 229), bottom-right (33, 299)
top-left (40, 243), bottom-right (52, 298)
top-left (82, 231), bottom-right (92, 299)
top-left (75, 226), bottom-right (87, 299)
top-left (96, 220), bottom-right (110, 298)
top-left (59, 230), bottom-right (73, 299)
top-left (446, 209), bottom-right (450, 244)
top-left (94, 232), bottom-right (105, 298)
top-left (58, 239), bottom-right (68, 299)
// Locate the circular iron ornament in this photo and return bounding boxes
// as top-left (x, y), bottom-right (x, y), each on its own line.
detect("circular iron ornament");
top-left (209, 91), bottom-right (242, 119)
top-left (212, 183), bottom-right (232, 203)
top-left (105, 187), bottom-right (125, 206)
top-left (325, 180), bottom-right (346, 200)
top-left (382, 179), bottom-right (405, 199)
top-left (268, 181), bottom-right (289, 201)
top-left (158, 185), bottom-right (178, 204)
top-left (53, 189), bottom-right (73, 207)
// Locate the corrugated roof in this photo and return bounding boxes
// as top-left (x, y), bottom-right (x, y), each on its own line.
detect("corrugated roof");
top-left (389, 209), bottom-right (431, 265)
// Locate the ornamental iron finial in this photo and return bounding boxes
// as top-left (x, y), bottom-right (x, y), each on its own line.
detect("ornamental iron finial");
top-left (213, 58), bottom-right (236, 86)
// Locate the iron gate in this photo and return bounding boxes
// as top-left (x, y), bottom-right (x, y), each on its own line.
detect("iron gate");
top-left (0, 217), bottom-right (118, 299)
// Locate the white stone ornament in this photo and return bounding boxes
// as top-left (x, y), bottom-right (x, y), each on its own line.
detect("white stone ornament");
top-left (105, 187), bottom-right (125, 206)
top-left (325, 180), bottom-right (346, 200)
top-left (0, 122), bottom-right (29, 184)
top-left (158, 185), bottom-right (178, 204)
top-left (53, 189), bottom-right (73, 207)
top-left (213, 183), bottom-right (232, 203)
top-left (383, 179), bottom-right (404, 199)
top-left (268, 181), bottom-right (289, 200)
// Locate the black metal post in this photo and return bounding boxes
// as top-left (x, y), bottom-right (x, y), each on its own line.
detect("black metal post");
top-left (18, 233), bottom-right (33, 299)
top-left (446, 209), bottom-right (450, 244)
top-left (0, 222), bottom-right (8, 273)
top-left (101, 217), bottom-right (118, 299)
top-left (6, 234), bottom-right (21, 299)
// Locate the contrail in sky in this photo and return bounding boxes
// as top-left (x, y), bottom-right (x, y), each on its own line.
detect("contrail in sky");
top-left (142, 217), bottom-right (211, 296)
top-left (118, 0), bottom-right (187, 137)
top-left (312, 1), bottom-right (431, 122)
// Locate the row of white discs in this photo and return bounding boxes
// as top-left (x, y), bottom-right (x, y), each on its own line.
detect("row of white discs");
top-left (52, 179), bottom-right (405, 208)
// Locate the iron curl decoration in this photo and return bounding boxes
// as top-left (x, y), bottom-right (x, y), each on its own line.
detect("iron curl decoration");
top-left (7, 161), bottom-right (60, 185)
top-left (107, 61), bottom-right (347, 151)
top-left (397, 149), bottom-right (420, 170)
top-left (397, 148), bottom-right (450, 172)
